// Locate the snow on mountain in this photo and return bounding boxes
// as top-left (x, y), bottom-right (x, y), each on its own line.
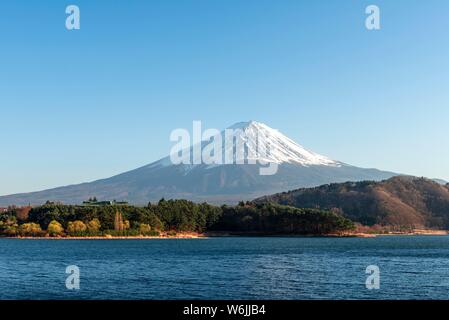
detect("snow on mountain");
top-left (154, 120), bottom-right (340, 171)
top-left (225, 121), bottom-right (340, 166)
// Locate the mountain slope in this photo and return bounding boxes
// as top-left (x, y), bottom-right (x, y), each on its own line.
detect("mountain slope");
top-left (255, 176), bottom-right (449, 228)
top-left (0, 121), bottom-right (398, 206)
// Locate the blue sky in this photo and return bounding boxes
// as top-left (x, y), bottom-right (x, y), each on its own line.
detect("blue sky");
top-left (1, 0), bottom-right (449, 195)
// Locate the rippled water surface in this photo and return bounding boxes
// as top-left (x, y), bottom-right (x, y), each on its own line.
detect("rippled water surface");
top-left (1, 236), bottom-right (449, 299)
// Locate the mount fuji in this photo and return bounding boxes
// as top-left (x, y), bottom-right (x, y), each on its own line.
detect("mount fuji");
top-left (0, 121), bottom-right (398, 206)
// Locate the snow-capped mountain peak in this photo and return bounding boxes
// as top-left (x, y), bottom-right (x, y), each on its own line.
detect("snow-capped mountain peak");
top-left (224, 120), bottom-right (340, 167)
top-left (155, 120), bottom-right (341, 170)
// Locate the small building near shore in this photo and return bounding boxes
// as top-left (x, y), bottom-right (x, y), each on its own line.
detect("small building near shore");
top-left (82, 199), bottom-right (128, 206)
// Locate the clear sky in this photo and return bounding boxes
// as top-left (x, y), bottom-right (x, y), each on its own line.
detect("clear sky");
top-left (1, 0), bottom-right (448, 195)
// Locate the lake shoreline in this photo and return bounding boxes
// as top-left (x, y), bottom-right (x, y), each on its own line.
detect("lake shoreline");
top-left (2, 229), bottom-right (447, 239)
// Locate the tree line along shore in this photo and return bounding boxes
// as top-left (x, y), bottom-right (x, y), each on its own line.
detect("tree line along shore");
top-left (0, 199), bottom-right (355, 238)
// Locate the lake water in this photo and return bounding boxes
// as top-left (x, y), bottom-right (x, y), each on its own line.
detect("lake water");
top-left (1, 236), bottom-right (449, 300)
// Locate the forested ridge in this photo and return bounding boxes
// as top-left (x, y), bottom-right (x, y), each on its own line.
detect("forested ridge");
top-left (0, 199), bottom-right (354, 237)
top-left (256, 176), bottom-right (449, 229)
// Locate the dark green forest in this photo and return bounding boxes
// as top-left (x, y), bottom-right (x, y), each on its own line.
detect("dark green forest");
top-left (0, 199), bottom-right (354, 237)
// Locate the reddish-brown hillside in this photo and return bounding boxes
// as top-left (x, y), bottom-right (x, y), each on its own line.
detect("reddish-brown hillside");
top-left (256, 176), bottom-right (449, 229)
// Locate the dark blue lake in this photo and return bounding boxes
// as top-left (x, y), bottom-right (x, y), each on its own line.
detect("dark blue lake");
top-left (1, 236), bottom-right (449, 300)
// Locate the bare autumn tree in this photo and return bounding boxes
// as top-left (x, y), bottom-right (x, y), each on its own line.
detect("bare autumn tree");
top-left (119, 212), bottom-right (124, 231)
top-left (114, 211), bottom-right (124, 231)
top-left (114, 211), bottom-right (119, 231)
top-left (16, 206), bottom-right (32, 221)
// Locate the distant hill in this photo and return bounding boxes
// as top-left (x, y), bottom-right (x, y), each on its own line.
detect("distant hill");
top-left (255, 176), bottom-right (449, 229)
